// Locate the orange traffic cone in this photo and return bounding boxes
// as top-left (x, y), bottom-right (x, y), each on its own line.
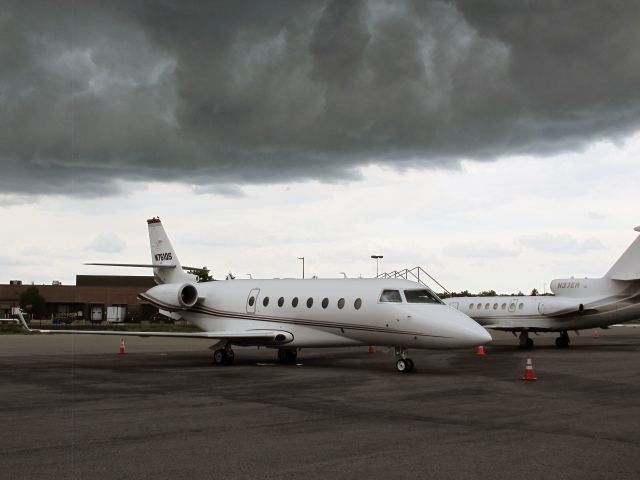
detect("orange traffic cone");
top-left (593, 329), bottom-right (601, 339)
top-left (522, 356), bottom-right (537, 381)
top-left (476, 346), bottom-right (486, 356)
top-left (368, 346), bottom-right (375, 354)
top-left (118, 339), bottom-right (127, 355)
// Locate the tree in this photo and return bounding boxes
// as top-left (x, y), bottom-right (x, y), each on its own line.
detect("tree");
top-left (530, 288), bottom-right (539, 296)
top-left (19, 286), bottom-right (46, 318)
top-left (478, 290), bottom-right (497, 297)
top-left (187, 266), bottom-right (214, 282)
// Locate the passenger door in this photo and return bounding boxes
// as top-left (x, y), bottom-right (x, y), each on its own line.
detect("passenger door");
top-left (246, 288), bottom-right (260, 314)
top-left (509, 299), bottom-right (518, 312)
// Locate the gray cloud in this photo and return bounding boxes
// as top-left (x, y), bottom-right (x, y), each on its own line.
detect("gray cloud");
top-left (2, 0), bottom-right (640, 197)
top-left (442, 241), bottom-right (519, 259)
top-left (86, 233), bottom-right (127, 253)
top-left (517, 233), bottom-right (605, 254)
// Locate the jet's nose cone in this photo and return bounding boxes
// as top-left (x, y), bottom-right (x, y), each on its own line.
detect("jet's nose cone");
top-left (453, 311), bottom-right (492, 346)
top-left (476, 325), bottom-right (493, 344)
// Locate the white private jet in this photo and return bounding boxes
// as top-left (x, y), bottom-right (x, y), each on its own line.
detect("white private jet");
top-left (18, 217), bottom-right (491, 373)
top-left (445, 227), bottom-right (640, 349)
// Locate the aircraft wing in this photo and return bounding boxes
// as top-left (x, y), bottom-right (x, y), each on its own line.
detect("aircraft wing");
top-left (16, 313), bottom-right (292, 344)
top-left (480, 324), bottom-right (543, 332)
top-left (478, 320), bottom-right (556, 332)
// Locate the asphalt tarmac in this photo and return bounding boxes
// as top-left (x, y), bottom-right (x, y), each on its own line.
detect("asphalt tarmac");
top-left (1, 329), bottom-right (639, 480)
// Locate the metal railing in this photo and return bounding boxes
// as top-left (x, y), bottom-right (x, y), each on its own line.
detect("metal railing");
top-left (377, 266), bottom-right (450, 294)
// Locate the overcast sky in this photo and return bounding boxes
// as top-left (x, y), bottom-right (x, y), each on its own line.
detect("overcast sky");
top-left (1, 0), bottom-right (639, 293)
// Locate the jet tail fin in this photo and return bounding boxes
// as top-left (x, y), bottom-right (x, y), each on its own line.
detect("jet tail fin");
top-left (147, 218), bottom-right (196, 284)
top-left (605, 226), bottom-right (640, 280)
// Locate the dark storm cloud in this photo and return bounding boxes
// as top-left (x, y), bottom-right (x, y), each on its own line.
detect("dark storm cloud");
top-left (1, 0), bottom-right (640, 196)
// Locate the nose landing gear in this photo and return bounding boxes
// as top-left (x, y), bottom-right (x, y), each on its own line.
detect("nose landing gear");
top-left (518, 331), bottom-right (534, 350)
top-left (395, 347), bottom-right (414, 373)
top-left (555, 330), bottom-right (570, 348)
top-left (277, 348), bottom-right (298, 364)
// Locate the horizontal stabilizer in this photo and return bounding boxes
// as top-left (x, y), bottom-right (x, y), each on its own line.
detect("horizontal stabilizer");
top-left (84, 262), bottom-right (203, 271)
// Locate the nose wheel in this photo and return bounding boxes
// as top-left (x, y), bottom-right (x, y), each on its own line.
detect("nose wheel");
top-left (518, 331), bottom-right (534, 350)
top-left (555, 330), bottom-right (570, 348)
top-left (395, 347), bottom-right (414, 373)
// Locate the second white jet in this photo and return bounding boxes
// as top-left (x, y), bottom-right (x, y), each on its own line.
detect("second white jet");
top-left (445, 226), bottom-right (640, 349)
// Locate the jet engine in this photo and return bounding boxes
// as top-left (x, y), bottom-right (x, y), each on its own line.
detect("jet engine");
top-left (537, 297), bottom-right (585, 316)
top-left (143, 282), bottom-right (201, 310)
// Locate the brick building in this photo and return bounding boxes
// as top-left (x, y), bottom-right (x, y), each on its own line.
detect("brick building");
top-left (0, 275), bottom-right (157, 322)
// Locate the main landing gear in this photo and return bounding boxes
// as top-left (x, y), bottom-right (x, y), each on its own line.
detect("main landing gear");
top-left (516, 330), bottom-right (571, 349)
top-left (213, 345), bottom-right (235, 365)
top-left (518, 331), bottom-right (534, 350)
top-left (395, 347), bottom-right (414, 373)
top-left (277, 348), bottom-right (298, 364)
top-left (555, 330), bottom-right (570, 348)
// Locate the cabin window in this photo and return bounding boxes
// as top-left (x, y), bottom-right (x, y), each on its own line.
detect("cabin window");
top-left (292, 297), bottom-right (299, 307)
top-left (322, 298), bottom-right (329, 309)
top-left (501, 303), bottom-right (506, 310)
top-left (337, 298), bottom-right (345, 309)
top-left (248, 296), bottom-right (255, 307)
top-left (306, 297), bottom-right (313, 308)
top-left (469, 304), bottom-right (474, 310)
top-left (278, 297), bottom-right (284, 307)
top-left (379, 290), bottom-right (402, 303)
top-left (404, 289), bottom-right (443, 304)
top-left (518, 303), bottom-right (524, 310)
top-left (485, 303), bottom-right (490, 310)
top-left (263, 297), bottom-right (269, 307)
top-left (477, 303), bottom-right (482, 309)
top-left (354, 298), bottom-right (362, 310)
top-left (493, 303), bottom-right (498, 310)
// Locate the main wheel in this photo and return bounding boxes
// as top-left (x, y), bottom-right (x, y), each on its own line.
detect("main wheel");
top-left (223, 349), bottom-right (235, 365)
top-left (405, 358), bottom-right (414, 373)
top-left (396, 359), bottom-right (407, 373)
top-left (213, 349), bottom-right (225, 364)
top-left (555, 337), bottom-right (569, 348)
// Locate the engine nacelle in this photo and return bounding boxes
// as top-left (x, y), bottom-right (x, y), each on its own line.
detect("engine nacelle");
top-left (537, 296), bottom-right (584, 315)
top-left (144, 283), bottom-right (200, 310)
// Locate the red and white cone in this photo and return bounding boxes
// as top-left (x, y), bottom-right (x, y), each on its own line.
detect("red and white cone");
top-left (118, 339), bottom-right (127, 355)
top-left (476, 346), bottom-right (486, 356)
top-left (522, 356), bottom-right (537, 381)
top-left (368, 346), bottom-right (375, 354)
top-left (593, 329), bottom-right (601, 339)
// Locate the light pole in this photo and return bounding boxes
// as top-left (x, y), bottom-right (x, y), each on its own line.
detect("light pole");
top-left (371, 255), bottom-right (383, 277)
top-left (298, 257), bottom-right (305, 279)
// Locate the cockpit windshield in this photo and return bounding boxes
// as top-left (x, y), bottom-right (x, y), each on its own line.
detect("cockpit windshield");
top-left (379, 289), bottom-right (402, 303)
top-left (404, 289), bottom-right (443, 304)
